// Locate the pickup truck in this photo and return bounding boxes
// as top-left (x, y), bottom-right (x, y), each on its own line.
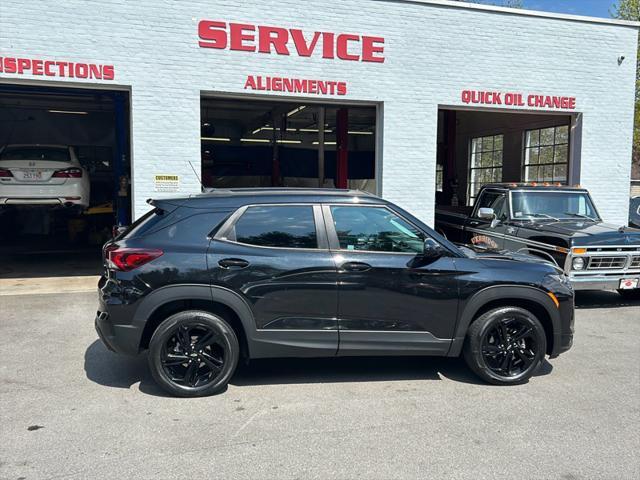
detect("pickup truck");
top-left (435, 183), bottom-right (640, 297)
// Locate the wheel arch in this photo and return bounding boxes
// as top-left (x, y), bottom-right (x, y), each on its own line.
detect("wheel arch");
top-left (133, 284), bottom-right (257, 358)
top-left (448, 285), bottom-right (560, 357)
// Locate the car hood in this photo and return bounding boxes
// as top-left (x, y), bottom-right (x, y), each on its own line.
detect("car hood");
top-left (523, 220), bottom-right (640, 246)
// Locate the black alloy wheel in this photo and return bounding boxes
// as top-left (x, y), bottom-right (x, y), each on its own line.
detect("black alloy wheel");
top-left (463, 306), bottom-right (546, 385)
top-left (161, 324), bottom-right (226, 388)
top-left (148, 311), bottom-right (239, 397)
top-left (480, 318), bottom-right (537, 377)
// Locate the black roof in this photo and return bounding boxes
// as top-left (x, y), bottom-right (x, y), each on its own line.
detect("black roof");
top-left (150, 188), bottom-right (386, 209)
top-left (481, 183), bottom-right (589, 192)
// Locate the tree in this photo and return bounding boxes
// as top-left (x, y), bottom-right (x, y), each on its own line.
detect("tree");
top-left (612, 0), bottom-right (640, 179)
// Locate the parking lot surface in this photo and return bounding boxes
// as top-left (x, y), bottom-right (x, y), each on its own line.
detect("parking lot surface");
top-left (0, 290), bottom-right (638, 479)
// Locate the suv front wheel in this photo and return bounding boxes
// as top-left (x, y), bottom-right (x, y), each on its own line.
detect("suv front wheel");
top-left (148, 310), bottom-right (240, 397)
top-left (463, 306), bottom-right (547, 385)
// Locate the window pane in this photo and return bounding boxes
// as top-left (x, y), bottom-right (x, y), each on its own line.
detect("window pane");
top-left (556, 125), bottom-right (569, 144)
top-left (494, 135), bottom-right (503, 151)
top-left (234, 206), bottom-right (317, 248)
top-left (330, 206), bottom-right (426, 253)
top-left (482, 136), bottom-right (493, 151)
top-left (554, 145), bottom-right (568, 163)
top-left (492, 150), bottom-right (503, 167)
top-left (528, 130), bottom-right (540, 147)
top-left (539, 146), bottom-right (554, 165)
top-left (527, 147), bottom-right (540, 165)
top-left (541, 165), bottom-right (554, 182)
top-left (540, 128), bottom-right (555, 146)
top-left (554, 164), bottom-right (567, 182)
top-left (481, 151), bottom-right (493, 167)
top-left (525, 166), bottom-right (538, 181)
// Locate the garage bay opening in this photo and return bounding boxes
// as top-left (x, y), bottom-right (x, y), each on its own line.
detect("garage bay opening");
top-left (435, 108), bottom-right (576, 215)
top-left (0, 84), bottom-right (131, 277)
top-left (200, 97), bottom-right (377, 192)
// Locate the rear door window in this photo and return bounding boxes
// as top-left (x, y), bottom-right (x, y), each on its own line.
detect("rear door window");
top-left (229, 205), bottom-right (317, 249)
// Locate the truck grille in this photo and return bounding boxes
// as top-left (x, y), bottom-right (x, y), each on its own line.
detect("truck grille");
top-left (630, 256), bottom-right (640, 269)
top-left (588, 256), bottom-right (627, 270)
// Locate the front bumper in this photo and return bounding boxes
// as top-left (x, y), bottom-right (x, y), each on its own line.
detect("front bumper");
top-left (569, 274), bottom-right (640, 291)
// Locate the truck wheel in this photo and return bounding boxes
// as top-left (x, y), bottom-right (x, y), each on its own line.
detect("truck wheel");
top-left (463, 307), bottom-right (546, 385)
top-left (148, 310), bottom-right (239, 397)
top-left (617, 289), bottom-right (640, 300)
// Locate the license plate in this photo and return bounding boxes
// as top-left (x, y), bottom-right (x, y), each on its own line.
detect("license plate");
top-left (619, 278), bottom-right (639, 289)
top-left (20, 170), bottom-right (43, 181)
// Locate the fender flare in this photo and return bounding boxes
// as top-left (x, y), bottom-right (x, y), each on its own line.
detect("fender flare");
top-left (448, 285), bottom-right (560, 357)
top-left (132, 284), bottom-right (258, 353)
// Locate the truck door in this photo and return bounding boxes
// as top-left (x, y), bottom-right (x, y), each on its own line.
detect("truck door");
top-left (465, 189), bottom-right (509, 250)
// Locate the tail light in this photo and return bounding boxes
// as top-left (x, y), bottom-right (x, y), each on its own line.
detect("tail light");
top-left (52, 168), bottom-right (83, 178)
top-left (105, 245), bottom-right (163, 271)
top-left (0, 168), bottom-right (13, 178)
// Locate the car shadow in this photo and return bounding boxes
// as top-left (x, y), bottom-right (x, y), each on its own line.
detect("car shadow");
top-left (575, 290), bottom-right (640, 309)
top-left (84, 340), bottom-right (553, 396)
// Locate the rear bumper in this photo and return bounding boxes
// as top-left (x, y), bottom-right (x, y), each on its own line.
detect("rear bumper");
top-left (0, 182), bottom-right (89, 206)
top-left (95, 309), bottom-right (143, 355)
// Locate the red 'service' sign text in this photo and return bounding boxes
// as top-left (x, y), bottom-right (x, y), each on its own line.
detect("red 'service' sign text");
top-left (199, 20), bottom-right (385, 63)
top-left (0, 55), bottom-right (115, 80)
top-left (461, 90), bottom-right (576, 110)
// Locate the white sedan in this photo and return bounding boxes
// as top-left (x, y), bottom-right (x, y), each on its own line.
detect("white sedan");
top-left (0, 144), bottom-right (90, 209)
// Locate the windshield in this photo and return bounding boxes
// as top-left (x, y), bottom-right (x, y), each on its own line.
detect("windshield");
top-left (511, 191), bottom-right (600, 221)
top-left (0, 146), bottom-right (70, 162)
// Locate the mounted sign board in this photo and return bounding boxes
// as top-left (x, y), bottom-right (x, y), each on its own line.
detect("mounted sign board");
top-left (154, 174), bottom-right (180, 192)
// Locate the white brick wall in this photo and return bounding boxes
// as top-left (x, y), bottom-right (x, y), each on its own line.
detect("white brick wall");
top-left (1, 0), bottom-right (637, 224)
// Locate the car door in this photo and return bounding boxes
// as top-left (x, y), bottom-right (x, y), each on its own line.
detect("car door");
top-left (323, 204), bottom-right (459, 355)
top-left (208, 204), bottom-right (338, 357)
top-left (465, 188), bottom-right (509, 250)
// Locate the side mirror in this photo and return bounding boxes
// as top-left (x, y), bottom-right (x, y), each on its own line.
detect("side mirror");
top-left (477, 207), bottom-right (495, 220)
top-left (408, 238), bottom-right (445, 268)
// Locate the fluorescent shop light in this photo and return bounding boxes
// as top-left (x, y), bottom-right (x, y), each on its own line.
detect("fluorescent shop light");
top-left (252, 127), bottom-right (275, 134)
top-left (348, 131), bottom-right (373, 135)
top-left (240, 138), bottom-right (270, 143)
top-left (201, 137), bottom-right (231, 142)
top-left (312, 141), bottom-right (337, 145)
top-left (299, 128), bottom-right (333, 133)
top-left (48, 110), bottom-right (88, 115)
top-left (276, 140), bottom-right (302, 144)
top-left (287, 106), bottom-right (306, 117)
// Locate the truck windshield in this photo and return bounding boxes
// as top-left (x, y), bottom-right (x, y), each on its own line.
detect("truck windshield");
top-left (511, 191), bottom-right (600, 221)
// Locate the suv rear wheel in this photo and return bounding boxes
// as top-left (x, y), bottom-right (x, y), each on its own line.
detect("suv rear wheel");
top-left (148, 310), bottom-right (239, 397)
top-left (463, 307), bottom-right (546, 385)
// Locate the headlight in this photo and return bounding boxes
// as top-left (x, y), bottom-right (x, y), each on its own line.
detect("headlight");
top-left (546, 273), bottom-right (571, 287)
top-left (572, 257), bottom-right (586, 270)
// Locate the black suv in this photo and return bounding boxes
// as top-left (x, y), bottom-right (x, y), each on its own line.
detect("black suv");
top-left (96, 189), bottom-right (574, 397)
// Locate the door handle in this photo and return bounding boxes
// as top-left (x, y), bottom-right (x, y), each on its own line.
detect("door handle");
top-left (469, 221), bottom-right (480, 226)
top-left (341, 261), bottom-right (372, 272)
top-left (218, 258), bottom-right (250, 269)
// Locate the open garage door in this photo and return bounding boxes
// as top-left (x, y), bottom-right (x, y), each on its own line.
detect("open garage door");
top-left (201, 97), bottom-right (377, 193)
top-left (0, 84), bottom-right (130, 278)
top-left (435, 108), bottom-right (578, 209)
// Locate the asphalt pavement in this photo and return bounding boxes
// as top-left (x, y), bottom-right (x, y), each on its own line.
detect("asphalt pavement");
top-left (0, 290), bottom-right (638, 479)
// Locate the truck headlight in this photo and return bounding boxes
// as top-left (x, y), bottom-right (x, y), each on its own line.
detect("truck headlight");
top-left (572, 257), bottom-right (586, 270)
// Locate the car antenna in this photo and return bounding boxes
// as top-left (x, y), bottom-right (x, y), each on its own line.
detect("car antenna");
top-left (188, 161), bottom-right (206, 193)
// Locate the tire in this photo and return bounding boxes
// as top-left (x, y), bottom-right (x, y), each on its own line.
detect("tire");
top-left (148, 310), bottom-right (239, 397)
top-left (463, 306), bottom-right (547, 385)
top-left (617, 289), bottom-right (640, 300)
